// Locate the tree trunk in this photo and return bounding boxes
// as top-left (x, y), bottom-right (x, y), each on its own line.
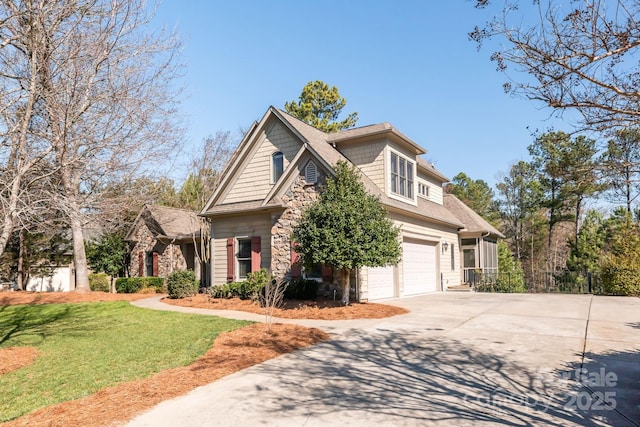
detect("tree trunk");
top-left (0, 176), bottom-right (22, 262)
top-left (341, 267), bottom-right (351, 305)
top-left (17, 229), bottom-right (25, 291)
top-left (70, 212), bottom-right (90, 292)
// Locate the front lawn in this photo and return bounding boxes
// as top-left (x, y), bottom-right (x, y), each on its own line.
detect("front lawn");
top-left (0, 301), bottom-right (249, 422)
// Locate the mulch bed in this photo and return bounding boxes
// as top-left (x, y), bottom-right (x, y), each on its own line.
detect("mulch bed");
top-left (1, 323), bottom-right (328, 427)
top-left (163, 293), bottom-right (409, 320)
top-left (0, 290), bottom-right (407, 426)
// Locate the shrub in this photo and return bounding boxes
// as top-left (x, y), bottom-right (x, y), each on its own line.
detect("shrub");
top-left (207, 269), bottom-right (270, 300)
top-left (475, 279), bottom-right (526, 293)
top-left (600, 264), bottom-right (640, 296)
top-left (89, 273), bottom-right (110, 292)
top-left (167, 270), bottom-right (198, 299)
top-left (115, 277), bottom-right (164, 294)
top-left (284, 278), bottom-right (318, 300)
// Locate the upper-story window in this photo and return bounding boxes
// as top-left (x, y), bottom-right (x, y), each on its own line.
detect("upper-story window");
top-left (390, 151), bottom-right (414, 199)
top-left (272, 151), bottom-right (284, 183)
top-left (418, 182), bottom-right (429, 199)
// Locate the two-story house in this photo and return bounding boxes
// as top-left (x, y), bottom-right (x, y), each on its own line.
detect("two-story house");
top-left (200, 106), bottom-right (503, 301)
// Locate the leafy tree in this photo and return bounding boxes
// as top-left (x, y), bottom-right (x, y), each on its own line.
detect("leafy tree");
top-left (600, 128), bottom-right (640, 213)
top-left (85, 232), bottom-right (129, 282)
top-left (471, 0), bottom-right (640, 132)
top-left (497, 240), bottom-right (525, 292)
top-left (556, 134), bottom-right (602, 254)
top-left (293, 161), bottom-right (401, 305)
top-left (496, 161), bottom-right (544, 263)
top-left (600, 208), bottom-right (640, 296)
top-left (528, 131), bottom-right (598, 269)
top-left (285, 80), bottom-right (358, 133)
top-left (566, 210), bottom-right (606, 273)
top-left (445, 172), bottom-right (500, 225)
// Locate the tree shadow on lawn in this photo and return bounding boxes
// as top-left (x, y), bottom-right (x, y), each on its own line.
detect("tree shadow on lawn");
top-left (248, 329), bottom-right (637, 426)
top-left (0, 299), bottom-right (98, 346)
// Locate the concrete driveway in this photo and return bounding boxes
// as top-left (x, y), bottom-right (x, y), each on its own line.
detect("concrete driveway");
top-left (127, 293), bottom-right (640, 426)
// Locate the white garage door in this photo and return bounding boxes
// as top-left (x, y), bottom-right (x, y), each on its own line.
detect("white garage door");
top-left (367, 265), bottom-right (395, 300)
top-left (402, 239), bottom-right (438, 295)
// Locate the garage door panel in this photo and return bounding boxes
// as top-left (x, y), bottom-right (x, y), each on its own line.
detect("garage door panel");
top-left (402, 240), bottom-right (437, 296)
top-left (367, 266), bottom-right (394, 300)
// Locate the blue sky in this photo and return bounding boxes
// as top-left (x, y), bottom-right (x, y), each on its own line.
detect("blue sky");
top-left (153, 1), bottom-right (572, 189)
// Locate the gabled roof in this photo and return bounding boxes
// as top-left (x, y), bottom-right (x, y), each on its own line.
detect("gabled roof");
top-left (328, 123), bottom-right (426, 155)
top-left (201, 106), bottom-right (464, 230)
top-left (416, 157), bottom-right (450, 183)
top-left (443, 194), bottom-right (505, 238)
top-left (125, 205), bottom-right (202, 242)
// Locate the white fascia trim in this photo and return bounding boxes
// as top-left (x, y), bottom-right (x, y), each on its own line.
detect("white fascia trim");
top-left (386, 147), bottom-right (417, 207)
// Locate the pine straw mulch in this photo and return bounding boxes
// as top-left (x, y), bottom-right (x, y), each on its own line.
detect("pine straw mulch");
top-left (163, 293), bottom-right (409, 320)
top-left (0, 290), bottom-right (405, 426)
top-left (0, 290), bottom-right (154, 307)
top-left (0, 347), bottom-right (38, 375)
top-left (1, 323), bottom-right (329, 427)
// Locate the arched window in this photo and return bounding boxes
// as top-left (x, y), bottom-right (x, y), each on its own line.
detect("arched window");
top-left (272, 151), bottom-right (283, 183)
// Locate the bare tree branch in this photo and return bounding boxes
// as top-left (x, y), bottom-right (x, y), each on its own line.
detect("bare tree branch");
top-left (472, 0), bottom-right (640, 132)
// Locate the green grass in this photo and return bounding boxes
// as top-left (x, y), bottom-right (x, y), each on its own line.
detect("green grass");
top-left (0, 301), bottom-right (251, 422)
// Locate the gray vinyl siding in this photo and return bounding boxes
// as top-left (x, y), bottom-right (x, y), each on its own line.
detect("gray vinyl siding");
top-left (417, 171), bottom-right (444, 205)
top-left (211, 213), bottom-right (272, 285)
top-left (223, 121), bottom-right (301, 204)
top-left (336, 138), bottom-right (386, 190)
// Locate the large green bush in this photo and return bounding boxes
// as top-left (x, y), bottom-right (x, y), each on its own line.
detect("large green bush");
top-left (115, 277), bottom-right (164, 294)
top-left (600, 263), bottom-right (640, 296)
top-left (89, 273), bottom-right (110, 292)
top-left (597, 212), bottom-right (640, 296)
top-left (167, 270), bottom-right (199, 299)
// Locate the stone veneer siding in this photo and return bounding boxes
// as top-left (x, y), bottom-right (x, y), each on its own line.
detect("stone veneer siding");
top-left (128, 222), bottom-right (188, 279)
top-left (270, 168), bottom-right (326, 281)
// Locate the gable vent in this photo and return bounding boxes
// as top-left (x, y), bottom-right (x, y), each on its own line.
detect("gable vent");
top-left (305, 161), bottom-right (318, 184)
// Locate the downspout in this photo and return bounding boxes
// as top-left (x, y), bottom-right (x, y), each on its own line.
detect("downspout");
top-left (210, 226), bottom-right (215, 287)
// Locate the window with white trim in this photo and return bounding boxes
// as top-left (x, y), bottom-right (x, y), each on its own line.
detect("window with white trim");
top-left (272, 151), bottom-right (284, 183)
top-left (237, 238), bottom-right (252, 279)
top-left (390, 151), bottom-right (414, 199)
top-left (305, 161), bottom-right (317, 184)
top-left (418, 182), bottom-right (429, 198)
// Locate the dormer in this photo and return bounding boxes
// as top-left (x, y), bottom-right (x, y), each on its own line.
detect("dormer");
top-left (328, 123), bottom-right (427, 207)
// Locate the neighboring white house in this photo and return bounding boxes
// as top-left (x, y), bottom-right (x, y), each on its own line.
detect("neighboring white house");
top-left (200, 106), bottom-right (503, 301)
top-left (25, 262), bottom-right (75, 292)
